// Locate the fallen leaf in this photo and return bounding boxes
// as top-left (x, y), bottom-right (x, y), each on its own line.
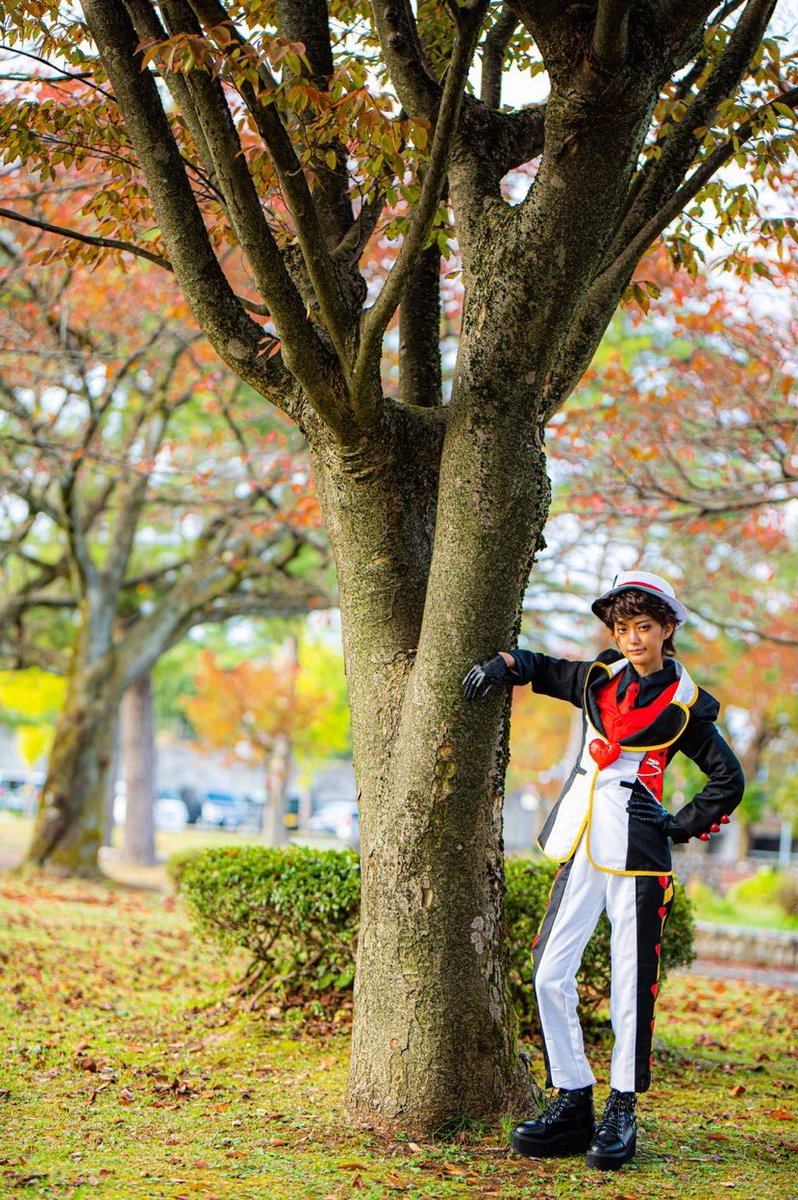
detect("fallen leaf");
top-left (764, 1109), bottom-right (793, 1120)
top-left (338, 1163), bottom-right (369, 1171)
top-left (442, 1163), bottom-right (468, 1176)
top-left (728, 1085), bottom-right (746, 1096)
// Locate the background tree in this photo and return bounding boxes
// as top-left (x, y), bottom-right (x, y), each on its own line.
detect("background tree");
top-left (0, 0), bottom-right (795, 1133)
top-left (181, 634), bottom-right (350, 841)
top-left (0, 240), bottom-right (329, 874)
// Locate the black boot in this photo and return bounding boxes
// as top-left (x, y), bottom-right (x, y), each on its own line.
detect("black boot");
top-left (510, 1086), bottom-right (596, 1157)
top-left (585, 1089), bottom-right (637, 1170)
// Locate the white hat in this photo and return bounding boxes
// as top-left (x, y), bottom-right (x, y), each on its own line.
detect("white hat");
top-left (591, 570), bottom-right (688, 627)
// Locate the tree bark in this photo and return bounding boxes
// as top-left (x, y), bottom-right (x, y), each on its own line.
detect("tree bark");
top-left (264, 731), bottom-right (291, 847)
top-left (26, 645), bottom-right (117, 877)
top-left (120, 671), bottom-right (156, 866)
top-left (312, 374), bottom-right (549, 1131)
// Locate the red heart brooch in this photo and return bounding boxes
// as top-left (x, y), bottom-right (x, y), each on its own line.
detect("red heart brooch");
top-left (589, 738), bottom-right (622, 768)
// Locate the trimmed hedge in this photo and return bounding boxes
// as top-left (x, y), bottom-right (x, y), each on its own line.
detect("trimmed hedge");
top-left (179, 845), bottom-right (360, 1003)
top-left (176, 845), bottom-right (695, 1033)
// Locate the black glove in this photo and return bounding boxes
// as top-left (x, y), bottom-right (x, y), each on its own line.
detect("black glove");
top-left (461, 655), bottom-right (512, 701)
top-left (625, 779), bottom-right (690, 842)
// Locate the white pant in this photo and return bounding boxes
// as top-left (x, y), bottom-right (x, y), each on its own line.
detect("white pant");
top-left (532, 836), bottom-right (672, 1093)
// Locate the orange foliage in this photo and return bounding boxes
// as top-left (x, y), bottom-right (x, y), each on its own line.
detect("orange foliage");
top-left (182, 650), bottom-right (326, 763)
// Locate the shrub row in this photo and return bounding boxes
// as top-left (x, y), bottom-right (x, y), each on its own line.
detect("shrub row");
top-left (176, 845), bottom-right (695, 1034)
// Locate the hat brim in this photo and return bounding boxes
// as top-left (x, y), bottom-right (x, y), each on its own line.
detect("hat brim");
top-left (591, 584), bottom-right (688, 627)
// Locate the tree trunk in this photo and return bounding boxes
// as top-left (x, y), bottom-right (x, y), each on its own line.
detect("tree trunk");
top-left (315, 381), bottom-right (548, 1132)
top-left (263, 731), bottom-right (291, 846)
top-left (120, 672), bottom-right (156, 866)
top-left (26, 653), bottom-right (117, 877)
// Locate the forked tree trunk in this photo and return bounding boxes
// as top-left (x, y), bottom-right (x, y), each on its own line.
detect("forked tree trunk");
top-left (120, 672), bottom-right (156, 865)
top-left (315, 379), bottom-right (550, 1132)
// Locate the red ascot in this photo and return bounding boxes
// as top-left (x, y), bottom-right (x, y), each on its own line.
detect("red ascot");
top-left (589, 673), bottom-right (678, 770)
top-left (598, 673), bottom-right (679, 744)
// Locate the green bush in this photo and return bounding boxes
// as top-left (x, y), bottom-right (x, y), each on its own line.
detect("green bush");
top-left (726, 867), bottom-right (783, 907)
top-left (775, 872), bottom-right (798, 918)
top-left (165, 847), bottom-right (204, 891)
top-left (180, 846), bottom-right (695, 1033)
top-left (179, 845), bottom-right (360, 1002)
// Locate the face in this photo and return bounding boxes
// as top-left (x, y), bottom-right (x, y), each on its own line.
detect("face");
top-left (612, 613), bottom-right (674, 676)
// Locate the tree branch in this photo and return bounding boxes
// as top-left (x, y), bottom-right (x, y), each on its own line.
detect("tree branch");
top-left (187, 0), bottom-right (355, 369)
top-left (274, 0), bottom-right (354, 246)
top-left (480, 6), bottom-right (518, 109)
top-left (606, 0), bottom-right (779, 265)
top-left (354, 2), bottom-right (490, 405)
top-left (592, 0), bottom-right (634, 69)
top-left (123, 0), bottom-right (226, 203)
top-left (545, 83), bottom-right (798, 415)
top-left (368, 0), bottom-right (441, 118)
top-left (0, 205), bottom-right (173, 271)
top-left (399, 243), bottom-right (442, 407)
top-left (80, 0), bottom-right (295, 408)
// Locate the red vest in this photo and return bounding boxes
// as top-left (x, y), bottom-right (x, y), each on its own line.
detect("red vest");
top-left (596, 672), bottom-right (679, 800)
top-left (596, 672), bottom-right (679, 743)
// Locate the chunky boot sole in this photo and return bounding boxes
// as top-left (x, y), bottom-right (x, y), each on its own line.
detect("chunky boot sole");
top-left (585, 1131), bottom-right (637, 1170)
top-left (510, 1124), bottom-right (596, 1158)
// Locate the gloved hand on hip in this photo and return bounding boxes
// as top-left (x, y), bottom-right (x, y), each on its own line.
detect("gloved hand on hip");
top-left (625, 779), bottom-right (689, 842)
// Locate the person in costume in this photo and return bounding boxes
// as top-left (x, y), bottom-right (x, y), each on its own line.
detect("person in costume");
top-left (462, 571), bottom-right (744, 1171)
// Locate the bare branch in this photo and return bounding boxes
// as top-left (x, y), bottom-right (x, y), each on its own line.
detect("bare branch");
top-left (368, 0), bottom-right (441, 118)
top-left (0, 42), bottom-right (115, 100)
top-left (480, 6), bottom-right (518, 109)
top-left (592, 0), bottom-right (633, 69)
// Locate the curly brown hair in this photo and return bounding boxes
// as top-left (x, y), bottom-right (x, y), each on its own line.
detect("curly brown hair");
top-left (595, 589), bottom-right (678, 656)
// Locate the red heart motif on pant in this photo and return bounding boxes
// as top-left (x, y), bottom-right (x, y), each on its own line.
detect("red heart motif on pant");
top-left (589, 738), bottom-right (622, 768)
top-left (650, 982), bottom-right (659, 998)
top-left (657, 906), bottom-right (668, 919)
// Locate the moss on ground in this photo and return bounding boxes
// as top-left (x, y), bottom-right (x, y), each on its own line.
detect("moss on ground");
top-left (0, 871), bottom-right (795, 1200)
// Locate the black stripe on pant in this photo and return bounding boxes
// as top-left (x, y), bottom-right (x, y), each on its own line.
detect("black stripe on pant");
top-left (633, 873), bottom-right (673, 1093)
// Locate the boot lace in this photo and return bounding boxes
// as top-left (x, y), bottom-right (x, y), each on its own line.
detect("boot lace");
top-left (598, 1090), bottom-right (636, 1135)
top-left (540, 1091), bottom-right (581, 1126)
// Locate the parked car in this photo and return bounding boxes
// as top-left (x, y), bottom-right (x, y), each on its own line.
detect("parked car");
top-left (153, 790), bottom-right (189, 831)
top-left (200, 791), bottom-right (249, 829)
top-left (307, 799), bottom-right (359, 845)
top-left (113, 784), bottom-right (190, 830)
top-left (0, 770), bottom-right (44, 815)
top-left (176, 786), bottom-right (203, 825)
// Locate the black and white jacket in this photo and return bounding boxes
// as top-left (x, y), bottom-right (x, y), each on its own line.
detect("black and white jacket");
top-left (509, 649), bottom-right (745, 876)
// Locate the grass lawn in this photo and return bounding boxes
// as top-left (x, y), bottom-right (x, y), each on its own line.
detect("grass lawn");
top-left (1, 866), bottom-right (796, 1200)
